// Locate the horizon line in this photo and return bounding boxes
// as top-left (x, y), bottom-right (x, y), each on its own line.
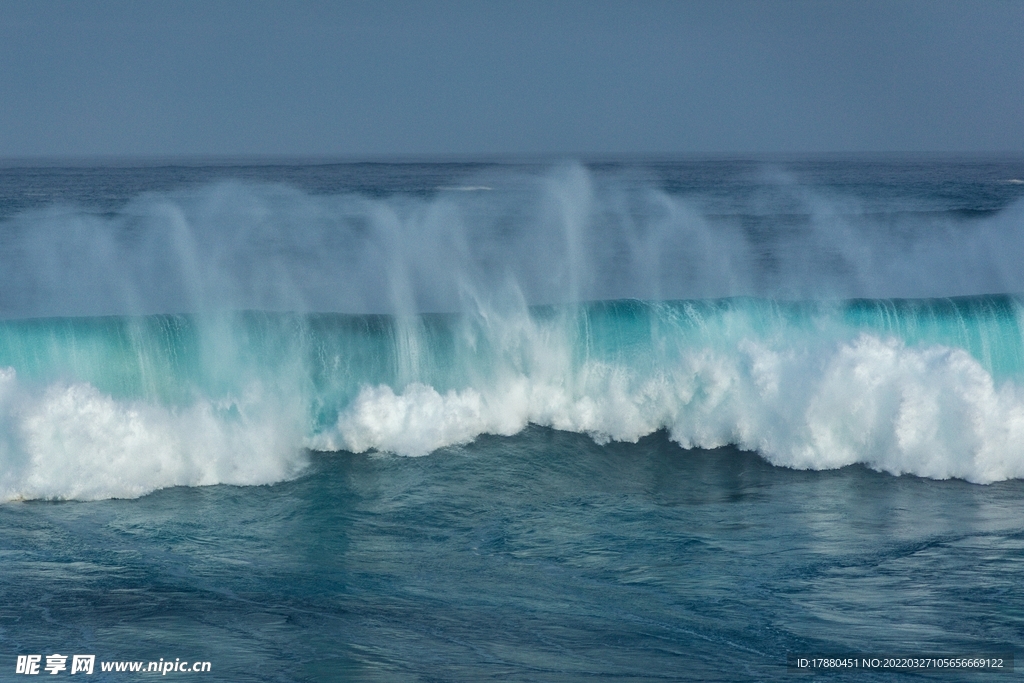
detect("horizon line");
top-left (2, 150), bottom-right (1024, 168)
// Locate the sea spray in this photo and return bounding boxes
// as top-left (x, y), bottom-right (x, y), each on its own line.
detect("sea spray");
top-left (1, 298), bottom-right (1024, 500)
top-left (3, 165), bottom-right (1024, 319)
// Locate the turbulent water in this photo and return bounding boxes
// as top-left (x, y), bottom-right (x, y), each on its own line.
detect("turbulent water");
top-left (4, 295), bottom-right (1024, 502)
top-left (2, 158), bottom-right (1023, 680)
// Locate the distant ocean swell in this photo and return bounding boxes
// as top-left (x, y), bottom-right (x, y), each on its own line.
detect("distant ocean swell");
top-left (2, 295), bottom-right (1024, 501)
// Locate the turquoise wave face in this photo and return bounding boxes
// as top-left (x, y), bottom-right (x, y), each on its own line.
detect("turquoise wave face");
top-left (3, 295), bottom-right (1022, 406)
top-left (1, 294), bottom-right (1024, 500)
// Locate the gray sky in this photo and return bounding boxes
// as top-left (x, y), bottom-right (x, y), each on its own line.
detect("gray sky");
top-left (1, 0), bottom-right (1022, 158)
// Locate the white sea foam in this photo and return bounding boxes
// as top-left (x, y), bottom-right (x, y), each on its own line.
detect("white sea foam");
top-left (311, 332), bottom-right (1024, 484)
top-left (0, 369), bottom-right (307, 502)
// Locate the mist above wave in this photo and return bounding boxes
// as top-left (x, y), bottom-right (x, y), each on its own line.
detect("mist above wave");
top-left (1, 162), bottom-right (1023, 319)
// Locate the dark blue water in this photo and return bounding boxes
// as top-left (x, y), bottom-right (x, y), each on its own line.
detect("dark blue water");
top-left (2, 158), bottom-right (1024, 681)
top-left (3, 430), bottom-right (1022, 681)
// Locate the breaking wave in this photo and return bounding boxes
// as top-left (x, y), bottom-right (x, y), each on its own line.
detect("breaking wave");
top-left (3, 162), bottom-right (1024, 499)
top-left (0, 296), bottom-right (1023, 500)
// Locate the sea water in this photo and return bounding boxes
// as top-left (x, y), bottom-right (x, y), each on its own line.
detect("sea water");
top-left (1, 158), bottom-right (1023, 681)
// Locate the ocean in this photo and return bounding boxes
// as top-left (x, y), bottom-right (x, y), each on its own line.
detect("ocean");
top-left (1, 158), bottom-right (1023, 681)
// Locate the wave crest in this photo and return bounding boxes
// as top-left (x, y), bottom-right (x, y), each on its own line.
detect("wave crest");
top-left (311, 314), bottom-right (1024, 484)
top-left (0, 369), bottom-right (306, 501)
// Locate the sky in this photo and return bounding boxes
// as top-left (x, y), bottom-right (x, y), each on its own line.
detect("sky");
top-left (1, 0), bottom-right (1022, 158)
